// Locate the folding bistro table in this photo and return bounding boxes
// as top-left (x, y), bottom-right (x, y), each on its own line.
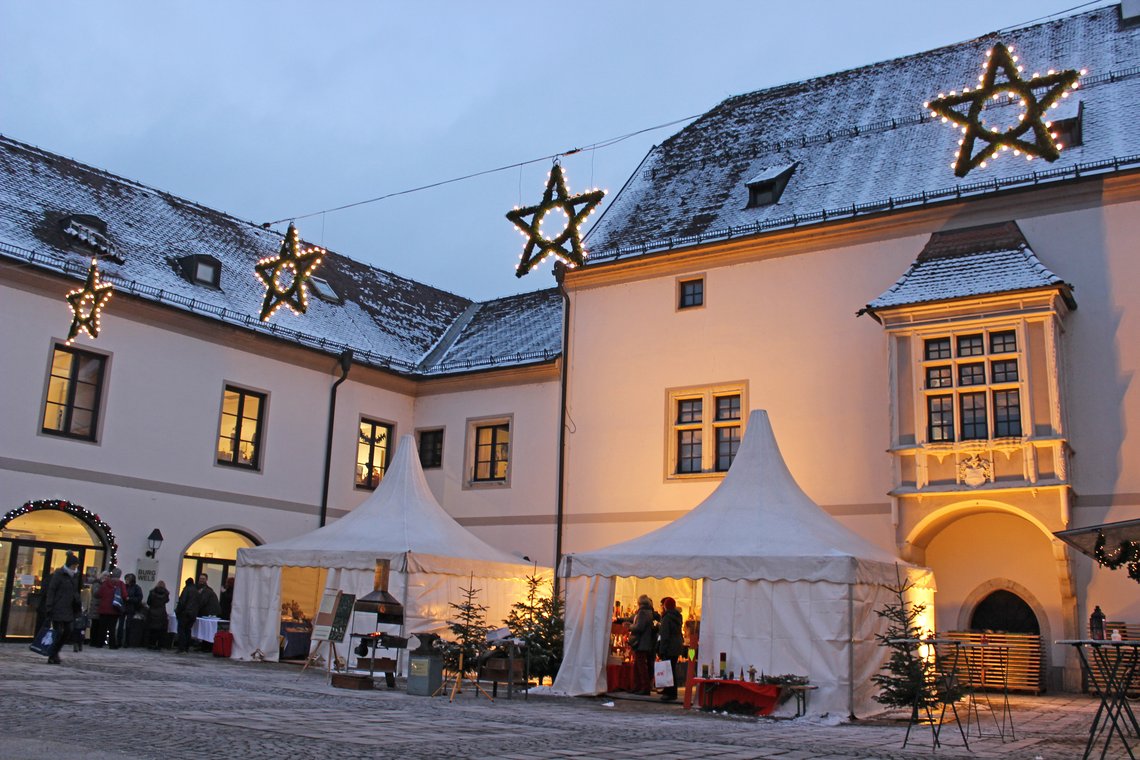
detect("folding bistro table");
top-left (1057, 639), bottom-right (1140, 759)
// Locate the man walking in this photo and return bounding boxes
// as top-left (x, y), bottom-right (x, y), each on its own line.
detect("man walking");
top-left (42, 553), bottom-right (81, 664)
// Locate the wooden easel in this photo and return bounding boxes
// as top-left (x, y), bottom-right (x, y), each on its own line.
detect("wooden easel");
top-left (433, 652), bottom-right (493, 702)
top-left (299, 639), bottom-right (344, 679)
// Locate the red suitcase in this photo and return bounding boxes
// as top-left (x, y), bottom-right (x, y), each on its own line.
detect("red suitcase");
top-left (212, 630), bottom-right (233, 658)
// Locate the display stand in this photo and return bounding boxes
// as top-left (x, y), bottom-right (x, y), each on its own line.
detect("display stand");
top-left (433, 652), bottom-right (493, 703)
top-left (1058, 639), bottom-right (1140, 760)
top-left (302, 591), bottom-right (353, 682)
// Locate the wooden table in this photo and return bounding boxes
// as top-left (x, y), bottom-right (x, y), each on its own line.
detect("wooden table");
top-left (1057, 639), bottom-right (1140, 759)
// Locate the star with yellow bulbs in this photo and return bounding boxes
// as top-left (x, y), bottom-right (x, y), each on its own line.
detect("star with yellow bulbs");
top-left (927, 42), bottom-right (1081, 178)
top-left (66, 258), bottom-right (114, 343)
top-left (254, 222), bottom-right (324, 321)
top-left (507, 162), bottom-right (604, 278)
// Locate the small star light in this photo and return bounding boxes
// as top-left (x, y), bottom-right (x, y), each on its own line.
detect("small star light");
top-left (506, 161), bottom-right (604, 278)
top-left (65, 257), bottom-right (114, 344)
top-left (254, 222), bottom-right (324, 321)
top-left (925, 42), bottom-right (1082, 178)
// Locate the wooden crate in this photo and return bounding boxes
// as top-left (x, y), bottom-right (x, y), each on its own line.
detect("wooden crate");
top-left (943, 631), bottom-right (1043, 693)
top-left (331, 673), bottom-right (374, 690)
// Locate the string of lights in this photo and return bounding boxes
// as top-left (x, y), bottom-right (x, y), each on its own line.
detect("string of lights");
top-left (262, 114), bottom-right (701, 227)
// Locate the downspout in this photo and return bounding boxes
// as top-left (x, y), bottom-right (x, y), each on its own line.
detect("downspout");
top-left (319, 348), bottom-right (353, 527)
top-left (553, 264), bottom-right (571, 598)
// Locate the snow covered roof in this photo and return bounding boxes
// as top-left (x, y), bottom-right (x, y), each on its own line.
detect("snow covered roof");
top-left (861, 221), bottom-right (1075, 315)
top-left (0, 135), bottom-right (561, 377)
top-left (584, 5), bottom-right (1140, 262)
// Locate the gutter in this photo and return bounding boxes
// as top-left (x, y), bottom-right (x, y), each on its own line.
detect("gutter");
top-left (319, 348), bottom-right (354, 527)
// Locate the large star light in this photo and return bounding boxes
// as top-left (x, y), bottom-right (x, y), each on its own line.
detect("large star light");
top-left (926, 42), bottom-right (1082, 178)
top-left (254, 223), bottom-right (324, 321)
top-left (507, 162), bottom-right (604, 278)
top-left (66, 258), bottom-right (114, 343)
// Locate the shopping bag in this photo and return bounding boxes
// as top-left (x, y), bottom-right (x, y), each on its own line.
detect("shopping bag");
top-left (654, 659), bottom-right (674, 689)
top-left (29, 624), bottom-right (54, 656)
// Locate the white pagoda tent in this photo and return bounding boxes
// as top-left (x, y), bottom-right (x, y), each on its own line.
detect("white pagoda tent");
top-left (230, 434), bottom-right (540, 664)
top-left (553, 410), bottom-right (933, 717)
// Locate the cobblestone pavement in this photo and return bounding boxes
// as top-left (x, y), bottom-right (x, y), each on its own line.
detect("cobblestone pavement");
top-left (0, 643), bottom-right (1112, 759)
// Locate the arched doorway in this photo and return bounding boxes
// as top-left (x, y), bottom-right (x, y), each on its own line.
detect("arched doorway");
top-left (179, 529), bottom-right (258, 593)
top-left (0, 500), bottom-right (115, 639)
top-left (970, 589), bottom-right (1041, 634)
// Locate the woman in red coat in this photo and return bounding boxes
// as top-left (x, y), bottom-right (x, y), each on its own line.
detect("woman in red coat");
top-left (96, 568), bottom-right (128, 649)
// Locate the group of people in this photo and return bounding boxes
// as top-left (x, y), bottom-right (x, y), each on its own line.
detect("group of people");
top-left (38, 553), bottom-right (234, 664)
top-left (626, 594), bottom-right (685, 701)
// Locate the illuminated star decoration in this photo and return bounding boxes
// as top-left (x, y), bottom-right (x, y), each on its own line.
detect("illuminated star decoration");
top-left (66, 258), bottom-right (114, 344)
top-left (254, 222), bottom-right (324, 321)
top-left (925, 42), bottom-right (1082, 178)
top-left (506, 161), bottom-right (604, 278)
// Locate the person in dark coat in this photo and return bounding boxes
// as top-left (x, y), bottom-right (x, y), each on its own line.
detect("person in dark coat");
top-left (196, 574), bottom-right (221, 618)
top-left (116, 573), bottom-right (144, 647)
top-left (219, 576), bottom-right (235, 621)
top-left (656, 597), bottom-right (684, 701)
top-left (628, 594), bottom-right (659, 695)
top-left (42, 553), bottom-right (81, 664)
top-left (175, 577), bottom-right (199, 653)
top-left (146, 580), bottom-right (171, 650)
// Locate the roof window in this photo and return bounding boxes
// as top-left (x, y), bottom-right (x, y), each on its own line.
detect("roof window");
top-left (309, 276), bottom-right (341, 304)
top-left (744, 162), bottom-right (797, 208)
top-left (177, 254), bottom-right (222, 288)
top-left (60, 214), bottom-right (123, 262)
top-left (1048, 98), bottom-right (1083, 150)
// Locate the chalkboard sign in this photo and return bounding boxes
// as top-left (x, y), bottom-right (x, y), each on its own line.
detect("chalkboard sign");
top-left (329, 593), bottom-right (355, 643)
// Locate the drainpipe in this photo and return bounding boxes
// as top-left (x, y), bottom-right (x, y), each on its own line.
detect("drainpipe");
top-left (553, 265), bottom-right (571, 598)
top-left (319, 349), bottom-right (353, 527)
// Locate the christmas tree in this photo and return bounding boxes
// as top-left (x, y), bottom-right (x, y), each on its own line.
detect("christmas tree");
top-left (504, 572), bottom-right (564, 684)
top-left (443, 576), bottom-right (491, 674)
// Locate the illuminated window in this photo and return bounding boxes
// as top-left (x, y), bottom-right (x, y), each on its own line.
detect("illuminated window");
top-left (417, 428), bottom-right (444, 469)
top-left (216, 385), bottom-right (266, 469)
top-left (473, 424), bottom-right (509, 482)
top-left (667, 383), bottom-right (746, 477)
top-left (356, 418), bottom-right (394, 490)
top-left (677, 276), bottom-right (704, 310)
top-left (41, 344), bottom-right (107, 441)
top-left (920, 329), bottom-right (1022, 443)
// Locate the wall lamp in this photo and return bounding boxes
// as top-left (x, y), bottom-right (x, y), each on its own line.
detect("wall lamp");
top-left (145, 528), bottom-right (164, 558)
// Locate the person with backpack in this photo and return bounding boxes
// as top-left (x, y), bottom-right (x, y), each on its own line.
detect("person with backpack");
top-left (97, 568), bottom-right (128, 650)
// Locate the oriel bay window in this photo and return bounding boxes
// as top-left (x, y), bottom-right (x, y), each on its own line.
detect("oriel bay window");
top-left (216, 385), bottom-right (266, 469)
top-left (668, 384), bottom-right (745, 477)
top-left (921, 329), bottom-right (1023, 443)
top-left (357, 418), bottom-right (394, 489)
top-left (42, 343), bottom-right (107, 441)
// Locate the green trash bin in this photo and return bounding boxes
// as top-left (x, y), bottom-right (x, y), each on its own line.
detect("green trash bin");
top-left (407, 654), bottom-right (443, 696)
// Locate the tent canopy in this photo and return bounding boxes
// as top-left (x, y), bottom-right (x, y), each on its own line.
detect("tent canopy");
top-left (560, 410), bottom-right (929, 588)
top-left (238, 433), bottom-right (528, 578)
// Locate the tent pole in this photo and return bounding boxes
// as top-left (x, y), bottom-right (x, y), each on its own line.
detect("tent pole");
top-left (848, 582), bottom-right (855, 720)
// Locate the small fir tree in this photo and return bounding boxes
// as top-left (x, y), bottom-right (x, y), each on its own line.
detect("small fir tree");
top-left (443, 577), bottom-right (491, 674)
top-left (871, 567), bottom-right (943, 720)
top-left (504, 573), bottom-right (565, 684)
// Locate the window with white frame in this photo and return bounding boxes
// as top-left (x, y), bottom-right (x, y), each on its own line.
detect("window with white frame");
top-left (921, 329), bottom-right (1023, 443)
top-left (667, 384), bottom-right (745, 477)
top-left (465, 416), bottom-right (511, 486)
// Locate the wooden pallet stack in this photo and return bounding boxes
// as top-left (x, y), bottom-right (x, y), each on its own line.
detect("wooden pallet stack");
top-left (1085, 621), bottom-right (1140, 696)
top-left (943, 631), bottom-right (1044, 693)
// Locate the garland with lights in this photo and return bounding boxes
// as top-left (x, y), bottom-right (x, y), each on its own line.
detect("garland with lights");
top-left (506, 161), bottom-right (604, 278)
top-left (0, 499), bottom-right (118, 567)
top-left (65, 257), bottom-right (114, 344)
top-left (925, 42), bottom-right (1082, 178)
top-left (254, 222), bottom-right (325, 321)
top-left (1093, 531), bottom-right (1140, 583)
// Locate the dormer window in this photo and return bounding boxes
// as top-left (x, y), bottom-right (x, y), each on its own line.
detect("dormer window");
top-left (60, 214), bottom-right (122, 262)
top-left (310, 276), bottom-right (341, 304)
top-left (1048, 98), bottom-right (1083, 149)
top-left (178, 254), bottom-right (222, 288)
top-left (744, 162), bottom-right (796, 208)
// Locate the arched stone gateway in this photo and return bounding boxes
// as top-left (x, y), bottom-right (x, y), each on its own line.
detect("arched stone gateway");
top-left (0, 499), bottom-right (115, 639)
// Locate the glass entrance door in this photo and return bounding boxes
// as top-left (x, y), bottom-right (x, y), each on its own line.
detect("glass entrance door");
top-left (0, 541), bottom-right (100, 639)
